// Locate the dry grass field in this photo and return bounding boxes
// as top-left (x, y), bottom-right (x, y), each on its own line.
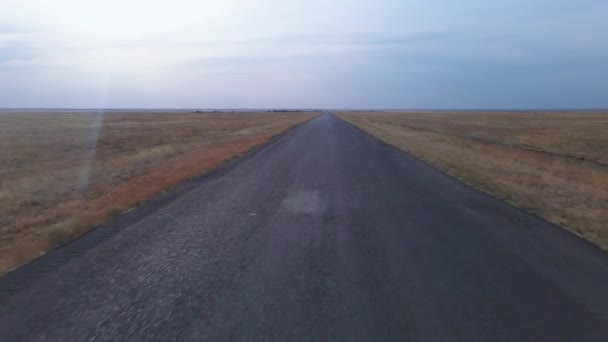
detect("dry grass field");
top-left (337, 111), bottom-right (608, 249)
top-left (0, 110), bottom-right (316, 274)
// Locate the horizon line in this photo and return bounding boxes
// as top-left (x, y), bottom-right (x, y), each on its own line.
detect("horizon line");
top-left (1, 107), bottom-right (608, 112)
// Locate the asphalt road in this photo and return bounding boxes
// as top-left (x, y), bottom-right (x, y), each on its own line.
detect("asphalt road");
top-left (1, 113), bottom-right (607, 341)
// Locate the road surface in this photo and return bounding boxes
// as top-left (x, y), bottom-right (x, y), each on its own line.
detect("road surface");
top-left (1, 113), bottom-right (607, 341)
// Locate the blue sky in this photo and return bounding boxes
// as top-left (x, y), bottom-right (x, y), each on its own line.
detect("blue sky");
top-left (0, 0), bottom-right (607, 108)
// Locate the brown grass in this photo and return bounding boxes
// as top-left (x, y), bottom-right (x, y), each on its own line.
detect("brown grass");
top-left (337, 111), bottom-right (608, 249)
top-left (0, 110), bottom-right (317, 274)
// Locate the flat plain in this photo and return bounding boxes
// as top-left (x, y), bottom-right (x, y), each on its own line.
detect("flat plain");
top-left (337, 111), bottom-right (608, 249)
top-left (2, 113), bottom-right (607, 340)
top-left (0, 110), bottom-right (316, 274)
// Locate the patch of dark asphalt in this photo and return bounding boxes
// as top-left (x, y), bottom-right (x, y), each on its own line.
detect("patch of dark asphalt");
top-left (0, 113), bottom-right (607, 341)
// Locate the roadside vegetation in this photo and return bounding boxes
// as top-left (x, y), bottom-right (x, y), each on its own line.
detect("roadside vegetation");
top-left (337, 111), bottom-right (608, 250)
top-left (0, 111), bottom-right (316, 274)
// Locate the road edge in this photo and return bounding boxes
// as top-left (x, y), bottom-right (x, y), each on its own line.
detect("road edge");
top-left (332, 113), bottom-right (608, 256)
top-left (0, 113), bottom-right (319, 297)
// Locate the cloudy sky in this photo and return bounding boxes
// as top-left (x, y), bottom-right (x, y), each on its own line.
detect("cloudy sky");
top-left (1, 0), bottom-right (607, 108)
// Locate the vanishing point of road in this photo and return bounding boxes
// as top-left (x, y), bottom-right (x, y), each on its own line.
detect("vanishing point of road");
top-left (1, 113), bottom-right (607, 341)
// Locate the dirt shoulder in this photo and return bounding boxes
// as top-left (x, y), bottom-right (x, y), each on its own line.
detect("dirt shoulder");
top-left (0, 111), bottom-right (317, 274)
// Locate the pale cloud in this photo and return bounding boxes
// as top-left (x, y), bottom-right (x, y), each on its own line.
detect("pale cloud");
top-left (0, 0), bottom-right (607, 108)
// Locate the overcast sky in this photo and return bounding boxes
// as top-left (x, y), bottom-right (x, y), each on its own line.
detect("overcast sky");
top-left (1, 0), bottom-right (607, 109)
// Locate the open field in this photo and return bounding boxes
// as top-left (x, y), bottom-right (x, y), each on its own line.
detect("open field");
top-left (337, 111), bottom-right (608, 249)
top-left (3, 113), bottom-right (608, 340)
top-left (0, 110), bottom-right (316, 274)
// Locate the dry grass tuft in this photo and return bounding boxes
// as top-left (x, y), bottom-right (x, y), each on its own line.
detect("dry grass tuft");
top-left (338, 111), bottom-right (608, 249)
top-left (0, 110), bottom-right (316, 274)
